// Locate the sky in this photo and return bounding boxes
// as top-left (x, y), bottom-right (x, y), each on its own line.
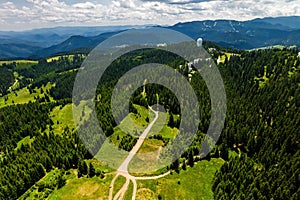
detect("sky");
top-left (0, 0), bottom-right (299, 31)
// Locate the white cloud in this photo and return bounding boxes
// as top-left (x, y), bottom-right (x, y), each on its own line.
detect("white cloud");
top-left (73, 2), bottom-right (97, 9)
top-left (0, 0), bottom-right (299, 30)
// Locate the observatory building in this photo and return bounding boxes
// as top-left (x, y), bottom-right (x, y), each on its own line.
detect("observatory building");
top-left (197, 38), bottom-right (203, 47)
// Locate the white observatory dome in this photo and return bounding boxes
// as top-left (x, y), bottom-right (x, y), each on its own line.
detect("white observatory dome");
top-left (197, 38), bottom-right (203, 47)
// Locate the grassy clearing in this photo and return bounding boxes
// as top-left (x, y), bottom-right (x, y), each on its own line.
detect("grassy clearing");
top-left (136, 188), bottom-right (157, 199)
top-left (157, 158), bottom-right (224, 199)
top-left (106, 106), bottom-right (178, 175)
top-left (0, 82), bottom-right (53, 108)
top-left (48, 173), bottom-right (114, 200)
top-left (102, 104), bottom-right (153, 165)
top-left (137, 139), bottom-right (164, 154)
top-left (128, 138), bottom-right (164, 175)
top-left (118, 104), bottom-right (150, 136)
top-left (217, 52), bottom-right (240, 64)
top-left (128, 111), bottom-right (177, 175)
top-left (254, 65), bottom-right (269, 88)
top-left (19, 169), bottom-right (65, 200)
top-left (158, 125), bottom-right (177, 140)
top-left (131, 158), bottom-right (224, 200)
top-left (124, 181), bottom-right (134, 199)
top-left (88, 159), bottom-right (115, 174)
top-left (0, 60), bottom-right (38, 69)
top-left (46, 55), bottom-right (74, 63)
top-left (112, 176), bottom-right (127, 197)
top-left (95, 140), bottom-right (130, 171)
top-left (225, 52), bottom-right (232, 60)
top-left (50, 104), bottom-right (75, 134)
top-left (21, 160), bottom-right (113, 199)
top-left (49, 101), bottom-right (93, 134)
top-left (46, 54), bottom-right (86, 63)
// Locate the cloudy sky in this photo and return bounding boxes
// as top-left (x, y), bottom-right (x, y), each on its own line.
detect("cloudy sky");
top-left (0, 0), bottom-right (299, 31)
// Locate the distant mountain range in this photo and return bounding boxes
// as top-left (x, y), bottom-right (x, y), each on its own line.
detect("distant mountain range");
top-left (0, 16), bottom-right (299, 59)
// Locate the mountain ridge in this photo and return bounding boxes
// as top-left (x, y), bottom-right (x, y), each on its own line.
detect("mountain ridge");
top-left (1, 16), bottom-right (299, 59)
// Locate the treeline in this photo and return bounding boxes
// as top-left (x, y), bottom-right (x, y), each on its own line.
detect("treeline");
top-left (212, 49), bottom-right (299, 199)
top-left (50, 71), bottom-right (77, 100)
top-left (0, 66), bottom-right (14, 95)
top-left (7, 55), bottom-right (85, 93)
top-left (16, 55), bottom-right (84, 79)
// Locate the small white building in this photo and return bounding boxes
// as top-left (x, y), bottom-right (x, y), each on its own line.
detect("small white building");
top-left (298, 52), bottom-right (300, 57)
top-left (197, 38), bottom-right (203, 47)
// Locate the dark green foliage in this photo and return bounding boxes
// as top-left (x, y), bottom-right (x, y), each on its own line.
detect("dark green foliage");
top-left (88, 162), bottom-right (96, 177)
top-left (57, 172), bottom-right (66, 189)
top-left (78, 160), bottom-right (88, 177)
top-left (0, 67), bottom-right (14, 95)
top-left (0, 101), bottom-right (88, 200)
top-left (0, 131), bottom-right (88, 199)
top-left (119, 134), bottom-right (137, 152)
top-left (50, 71), bottom-right (76, 100)
top-left (0, 103), bottom-right (52, 151)
top-left (188, 150), bottom-right (194, 167)
top-left (15, 54), bottom-right (84, 91)
top-left (168, 113), bottom-right (175, 128)
top-left (212, 49), bottom-right (299, 199)
top-left (17, 56), bottom-right (83, 80)
top-left (182, 159), bottom-right (187, 170)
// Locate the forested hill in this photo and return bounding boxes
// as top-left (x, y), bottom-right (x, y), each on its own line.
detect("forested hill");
top-left (212, 49), bottom-right (299, 199)
top-left (0, 45), bottom-right (299, 199)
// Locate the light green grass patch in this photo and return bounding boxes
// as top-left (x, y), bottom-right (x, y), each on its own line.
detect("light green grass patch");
top-left (49, 101), bottom-right (92, 134)
top-left (0, 82), bottom-right (53, 108)
top-left (124, 181), bottom-right (134, 199)
top-left (229, 150), bottom-right (239, 158)
top-left (158, 125), bottom-right (178, 140)
top-left (88, 159), bottom-right (115, 174)
top-left (133, 158), bottom-right (224, 200)
top-left (117, 104), bottom-right (151, 137)
top-left (50, 104), bottom-right (75, 134)
top-left (46, 55), bottom-right (74, 63)
top-left (46, 54), bottom-right (86, 63)
top-left (225, 52), bottom-right (232, 60)
top-left (48, 174), bottom-right (114, 200)
top-left (95, 140), bottom-right (129, 171)
top-left (109, 127), bottom-right (130, 147)
top-left (128, 138), bottom-right (164, 175)
top-left (0, 60), bottom-right (38, 69)
top-left (112, 175), bottom-right (127, 197)
top-left (19, 169), bottom-right (64, 200)
top-left (136, 188), bottom-right (157, 199)
top-left (137, 139), bottom-right (164, 154)
top-left (254, 65), bottom-right (269, 88)
top-left (15, 136), bottom-right (35, 150)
